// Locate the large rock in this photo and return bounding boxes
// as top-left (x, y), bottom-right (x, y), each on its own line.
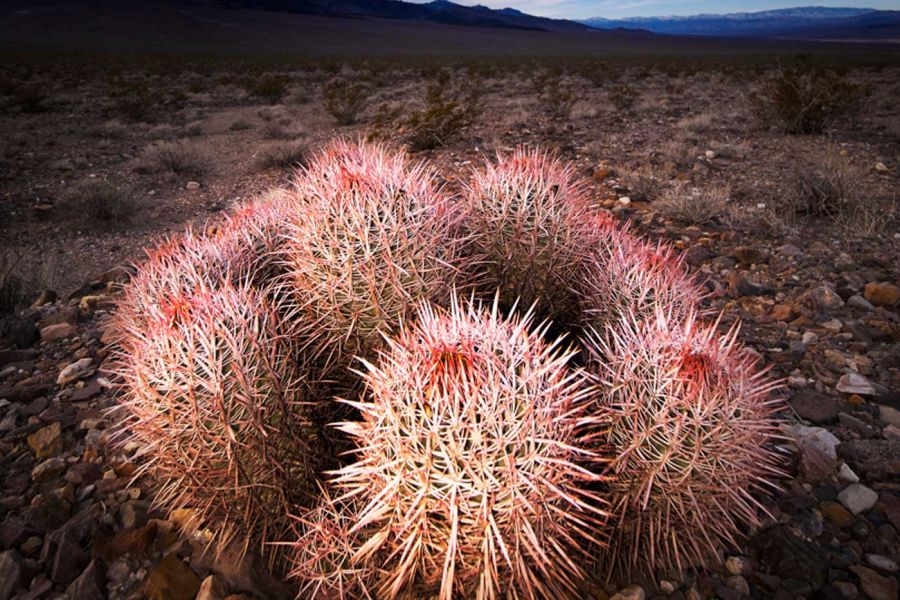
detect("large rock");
top-left (66, 560), bottom-right (105, 600)
top-left (799, 286), bottom-right (845, 311)
top-left (850, 565), bottom-right (899, 600)
top-left (865, 282), bottom-right (900, 307)
top-left (40, 322), bottom-right (77, 342)
top-left (0, 550), bottom-right (24, 600)
top-left (27, 421), bottom-right (62, 459)
top-left (754, 525), bottom-right (827, 591)
top-left (837, 483), bottom-right (878, 515)
top-left (145, 554), bottom-right (200, 600)
top-left (789, 390), bottom-right (839, 424)
top-left (836, 373), bottom-right (876, 396)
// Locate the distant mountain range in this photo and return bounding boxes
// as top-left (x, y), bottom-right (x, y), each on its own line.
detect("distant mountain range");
top-left (581, 6), bottom-right (900, 40)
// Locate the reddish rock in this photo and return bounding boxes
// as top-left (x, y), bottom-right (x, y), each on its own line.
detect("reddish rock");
top-left (40, 323), bottom-right (77, 343)
top-left (865, 282), bottom-right (900, 307)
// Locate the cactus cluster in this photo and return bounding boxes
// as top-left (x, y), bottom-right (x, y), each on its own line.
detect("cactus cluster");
top-left (113, 139), bottom-right (784, 597)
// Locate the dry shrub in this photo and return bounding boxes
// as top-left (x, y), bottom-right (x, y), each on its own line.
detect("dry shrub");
top-left (608, 83), bottom-right (639, 112)
top-left (656, 181), bottom-right (731, 225)
top-left (751, 63), bottom-right (862, 134)
top-left (405, 74), bottom-right (481, 151)
top-left (252, 72), bottom-right (291, 104)
top-left (322, 77), bottom-right (367, 125)
top-left (0, 252), bottom-right (26, 314)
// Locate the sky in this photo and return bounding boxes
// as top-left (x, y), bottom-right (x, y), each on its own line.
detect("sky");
top-left (410, 0), bottom-right (897, 20)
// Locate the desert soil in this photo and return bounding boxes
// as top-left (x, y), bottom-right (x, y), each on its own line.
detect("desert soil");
top-left (1, 57), bottom-right (899, 599)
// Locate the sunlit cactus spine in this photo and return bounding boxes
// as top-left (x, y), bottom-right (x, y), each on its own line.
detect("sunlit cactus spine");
top-left (577, 215), bottom-right (705, 331)
top-left (323, 298), bottom-right (609, 599)
top-left (460, 146), bottom-right (597, 323)
top-left (281, 139), bottom-right (462, 373)
top-left (582, 309), bottom-right (784, 578)
top-left (115, 276), bottom-right (322, 573)
top-left (290, 487), bottom-right (377, 600)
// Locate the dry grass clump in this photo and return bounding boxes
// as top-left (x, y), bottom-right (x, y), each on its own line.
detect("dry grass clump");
top-left (256, 141), bottom-right (307, 170)
top-left (0, 252), bottom-right (26, 314)
top-left (785, 150), bottom-right (861, 218)
top-left (138, 141), bottom-right (207, 175)
top-left (785, 150), bottom-right (897, 239)
top-left (59, 180), bottom-right (136, 230)
top-left (620, 164), bottom-right (667, 201)
top-left (655, 181), bottom-right (731, 225)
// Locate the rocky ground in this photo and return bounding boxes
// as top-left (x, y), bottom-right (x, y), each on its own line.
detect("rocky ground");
top-left (1, 57), bottom-right (899, 599)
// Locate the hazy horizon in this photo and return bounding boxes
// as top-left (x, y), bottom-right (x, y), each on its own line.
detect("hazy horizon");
top-left (408, 0), bottom-right (897, 20)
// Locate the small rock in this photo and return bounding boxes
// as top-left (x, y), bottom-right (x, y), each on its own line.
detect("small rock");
top-left (848, 295), bottom-right (875, 311)
top-left (66, 559), bottom-right (105, 600)
top-left (821, 501), bottom-right (854, 528)
top-left (732, 246), bottom-right (769, 265)
top-left (197, 574), bottom-right (229, 600)
top-left (610, 585), bottom-right (645, 600)
top-left (838, 483), bottom-right (878, 515)
top-left (879, 405), bottom-right (900, 428)
top-left (725, 575), bottom-right (749, 596)
top-left (865, 282), bottom-right (900, 307)
top-left (40, 322), bottom-right (77, 342)
top-left (786, 424), bottom-right (841, 459)
top-left (837, 463), bottom-right (859, 484)
top-left (850, 565), bottom-right (898, 600)
top-left (875, 162), bottom-right (889, 172)
top-left (145, 554), bottom-right (200, 600)
top-left (27, 422), bottom-right (62, 459)
top-left (185, 181), bottom-right (201, 191)
top-left (866, 554), bottom-right (899, 573)
top-left (618, 196), bottom-right (631, 205)
top-left (769, 303), bottom-right (794, 321)
top-left (725, 556), bottom-right (750, 575)
top-left (58, 358), bottom-right (93, 386)
top-left (0, 550), bottom-right (24, 600)
top-left (790, 390), bottom-right (839, 424)
top-left (836, 373), bottom-right (876, 396)
top-left (799, 285), bottom-right (845, 311)
top-left (32, 457), bottom-right (66, 482)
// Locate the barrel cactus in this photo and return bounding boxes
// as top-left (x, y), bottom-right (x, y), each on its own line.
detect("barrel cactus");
top-left (323, 298), bottom-right (609, 599)
top-left (460, 146), bottom-right (596, 323)
top-left (583, 309), bottom-right (783, 577)
top-left (282, 139), bottom-right (461, 373)
top-left (577, 213), bottom-right (704, 331)
top-left (115, 276), bottom-right (322, 572)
